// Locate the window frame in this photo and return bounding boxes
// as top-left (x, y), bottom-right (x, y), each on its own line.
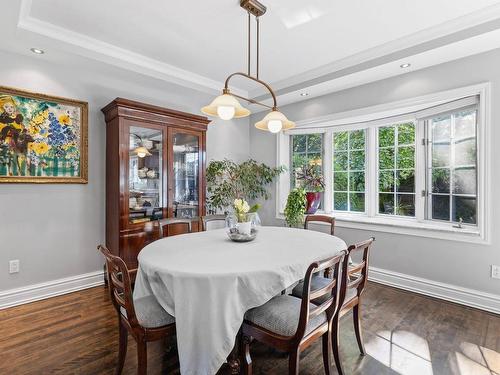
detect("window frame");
top-left (424, 107), bottom-right (479, 225)
top-left (375, 121), bottom-right (418, 219)
top-left (275, 83), bottom-right (491, 244)
top-left (332, 128), bottom-right (368, 214)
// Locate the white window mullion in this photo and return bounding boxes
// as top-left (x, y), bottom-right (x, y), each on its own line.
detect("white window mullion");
top-left (323, 129), bottom-right (333, 213)
top-left (367, 126), bottom-right (377, 218)
top-left (415, 119), bottom-right (426, 222)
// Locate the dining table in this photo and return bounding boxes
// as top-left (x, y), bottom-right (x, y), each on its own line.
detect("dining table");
top-left (133, 226), bottom-right (347, 375)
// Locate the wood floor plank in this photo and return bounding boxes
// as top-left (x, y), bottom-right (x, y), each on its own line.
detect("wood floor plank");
top-left (0, 283), bottom-right (498, 374)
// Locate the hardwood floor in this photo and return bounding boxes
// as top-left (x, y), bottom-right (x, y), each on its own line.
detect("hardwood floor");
top-left (0, 283), bottom-right (498, 375)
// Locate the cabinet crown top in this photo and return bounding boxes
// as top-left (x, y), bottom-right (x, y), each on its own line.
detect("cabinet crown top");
top-left (101, 97), bottom-right (211, 126)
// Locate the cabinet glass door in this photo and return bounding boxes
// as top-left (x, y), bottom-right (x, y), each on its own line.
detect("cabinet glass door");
top-left (171, 130), bottom-right (200, 218)
top-left (128, 125), bottom-right (164, 224)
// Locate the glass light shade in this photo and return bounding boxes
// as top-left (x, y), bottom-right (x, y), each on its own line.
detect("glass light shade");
top-left (217, 105), bottom-right (236, 120)
top-left (255, 110), bottom-right (295, 132)
top-left (267, 119), bottom-right (283, 133)
top-left (201, 94), bottom-right (251, 119)
top-left (134, 146), bottom-right (152, 158)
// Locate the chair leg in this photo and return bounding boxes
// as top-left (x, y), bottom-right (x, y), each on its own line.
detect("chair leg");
top-left (137, 339), bottom-right (147, 375)
top-left (116, 321), bottom-right (128, 375)
top-left (332, 316), bottom-right (344, 375)
top-left (241, 335), bottom-right (253, 375)
top-left (353, 304), bottom-right (366, 355)
top-left (288, 348), bottom-right (300, 375)
top-left (322, 332), bottom-right (332, 375)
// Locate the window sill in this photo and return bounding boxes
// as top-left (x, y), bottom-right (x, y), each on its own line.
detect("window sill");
top-left (276, 212), bottom-right (487, 244)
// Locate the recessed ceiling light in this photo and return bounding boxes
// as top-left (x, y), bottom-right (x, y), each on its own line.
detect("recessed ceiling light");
top-left (30, 48), bottom-right (45, 55)
top-left (300, 92), bottom-right (309, 97)
top-left (400, 63), bottom-right (411, 68)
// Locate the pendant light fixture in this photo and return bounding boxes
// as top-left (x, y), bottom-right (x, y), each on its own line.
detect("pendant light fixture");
top-left (201, 0), bottom-right (295, 133)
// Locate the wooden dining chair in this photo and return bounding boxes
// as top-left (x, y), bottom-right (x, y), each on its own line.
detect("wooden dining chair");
top-left (290, 237), bottom-right (374, 375)
top-left (98, 245), bottom-right (176, 375)
top-left (157, 218), bottom-right (192, 238)
top-left (241, 251), bottom-right (347, 375)
top-left (331, 237), bottom-right (374, 375)
top-left (200, 214), bottom-right (226, 231)
top-left (304, 215), bottom-right (335, 236)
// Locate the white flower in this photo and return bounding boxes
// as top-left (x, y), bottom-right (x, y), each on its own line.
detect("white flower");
top-left (241, 201), bottom-right (250, 213)
top-left (234, 198), bottom-right (250, 213)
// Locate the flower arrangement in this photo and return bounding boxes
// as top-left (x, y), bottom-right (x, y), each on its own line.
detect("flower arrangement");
top-left (233, 198), bottom-right (260, 223)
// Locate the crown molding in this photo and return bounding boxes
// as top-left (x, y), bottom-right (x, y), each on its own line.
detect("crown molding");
top-left (17, 0), bottom-right (248, 97)
top-left (249, 3), bottom-right (500, 99)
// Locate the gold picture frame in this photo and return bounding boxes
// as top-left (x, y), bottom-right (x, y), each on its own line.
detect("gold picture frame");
top-left (0, 86), bottom-right (88, 183)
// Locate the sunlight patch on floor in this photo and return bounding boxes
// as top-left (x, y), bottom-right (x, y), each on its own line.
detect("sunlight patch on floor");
top-left (364, 330), bottom-right (433, 375)
top-left (455, 342), bottom-right (500, 375)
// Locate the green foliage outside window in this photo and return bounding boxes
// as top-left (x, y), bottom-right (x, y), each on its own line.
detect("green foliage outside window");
top-left (333, 129), bottom-right (366, 212)
top-left (378, 122), bottom-right (416, 216)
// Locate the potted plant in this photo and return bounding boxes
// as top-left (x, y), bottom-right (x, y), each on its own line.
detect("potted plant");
top-left (296, 159), bottom-right (324, 214)
top-left (284, 188), bottom-right (306, 227)
top-left (206, 159), bottom-right (285, 213)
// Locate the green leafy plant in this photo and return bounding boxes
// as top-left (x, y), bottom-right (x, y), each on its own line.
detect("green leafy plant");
top-left (206, 159), bottom-right (285, 212)
top-left (296, 161), bottom-right (325, 192)
top-left (284, 188), bottom-right (306, 227)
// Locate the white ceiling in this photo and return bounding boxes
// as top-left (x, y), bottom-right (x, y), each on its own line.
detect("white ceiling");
top-left (5, 0), bottom-right (500, 108)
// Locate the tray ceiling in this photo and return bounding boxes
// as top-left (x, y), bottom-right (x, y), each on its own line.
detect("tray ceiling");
top-left (7, 0), bottom-right (500, 107)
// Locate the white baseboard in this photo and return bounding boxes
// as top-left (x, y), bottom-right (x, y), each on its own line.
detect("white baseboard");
top-left (369, 266), bottom-right (500, 315)
top-left (1, 267), bottom-right (499, 315)
top-left (0, 270), bottom-right (104, 310)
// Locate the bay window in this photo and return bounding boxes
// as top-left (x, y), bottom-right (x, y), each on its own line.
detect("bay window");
top-left (333, 130), bottom-right (366, 212)
top-left (277, 84), bottom-right (489, 242)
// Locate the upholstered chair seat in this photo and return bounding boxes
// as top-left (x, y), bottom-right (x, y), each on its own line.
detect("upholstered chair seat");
top-left (120, 296), bottom-right (175, 328)
top-left (245, 295), bottom-right (327, 337)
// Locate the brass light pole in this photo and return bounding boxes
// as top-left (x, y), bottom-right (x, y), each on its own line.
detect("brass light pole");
top-left (201, 0), bottom-right (295, 133)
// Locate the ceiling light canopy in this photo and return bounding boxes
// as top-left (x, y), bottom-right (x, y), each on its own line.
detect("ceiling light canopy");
top-left (201, 0), bottom-right (295, 133)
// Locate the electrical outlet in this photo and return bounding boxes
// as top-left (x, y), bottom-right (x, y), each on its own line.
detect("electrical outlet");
top-left (492, 265), bottom-right (500, 279)
top-left (9, 260), bottom-right (19, 274)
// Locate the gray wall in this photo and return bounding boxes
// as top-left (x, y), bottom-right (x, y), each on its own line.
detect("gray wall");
top-left (250, 48), bottom-right (500, 295)
top-left (0, 50), bottom-right (249, 292)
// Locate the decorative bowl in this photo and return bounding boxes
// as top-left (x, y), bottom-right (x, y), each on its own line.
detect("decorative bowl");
top-left (225, 212), bottom-right (261, 242)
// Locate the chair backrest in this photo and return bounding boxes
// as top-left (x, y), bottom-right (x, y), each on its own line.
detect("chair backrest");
top-left (98, 245), bottom-right (140, 328)
top-left (295, 251), bottom-right (347, 340)
top-left (158, 218), bottom-right (192, 238)
top-left (201, 214), bottom-right (226, 231)
top-left (304, 215), bottom-right (335, 235)
top-left (338, 237), bottom-right (375, 308)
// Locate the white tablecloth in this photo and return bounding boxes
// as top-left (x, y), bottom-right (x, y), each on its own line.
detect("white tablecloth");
top-left (134, 226), bottom-right (346, 375)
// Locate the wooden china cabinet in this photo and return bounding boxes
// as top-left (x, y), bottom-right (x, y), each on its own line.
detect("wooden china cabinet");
top-left (101, 98), bottom-right (210, 268)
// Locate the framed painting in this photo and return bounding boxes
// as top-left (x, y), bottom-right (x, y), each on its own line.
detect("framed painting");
top-left (0, 86), bottom-right (88, 183)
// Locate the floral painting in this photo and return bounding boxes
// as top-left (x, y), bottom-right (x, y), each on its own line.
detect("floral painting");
top-left (0, 86), bottom-right (87, 183)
